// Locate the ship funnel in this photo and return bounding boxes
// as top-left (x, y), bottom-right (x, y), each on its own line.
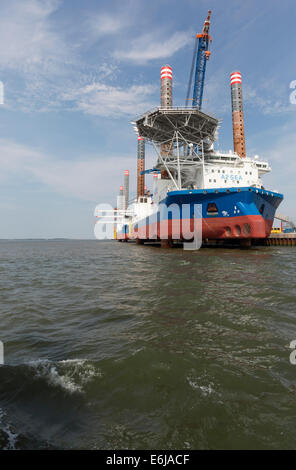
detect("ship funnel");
top-left (230, 71), bottom-right (246, 158)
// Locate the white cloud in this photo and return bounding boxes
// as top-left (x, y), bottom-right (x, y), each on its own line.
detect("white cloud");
top-left (0, 1), bottom-right (160, 115)
top-left (86, 12), bottom-right (129, 40)
top-left (202, 72), bottom-right (294, 118)
top-left (0, 139), bottom-right (45, 175)
top-left (0, 0), bottom-right (76, 111)
top-left (97, 63), bottom-right (119, 80)
top-left (0, 138), bottom-right (137, 203)
top-left (0, 2), bottom-right (190, 114)
top-left (0, 0), bottom-right (66, 72)
top-left (243, 83), bottom-right (293, 116)
top-left (259, 121), bottom-right (296, 219)
top-left (62, 82), bottom-right (157, 117)
top-left (202, 73), bottom-right (229, 116)
top-left (113, 31), bottom-right (191, 63)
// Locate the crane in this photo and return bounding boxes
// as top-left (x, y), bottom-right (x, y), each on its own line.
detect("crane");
top-left (185, 10), bottom-right (212, 110)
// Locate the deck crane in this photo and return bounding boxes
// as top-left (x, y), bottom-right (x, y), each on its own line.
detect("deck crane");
top-left (185, 10), bottom-right (212, 109)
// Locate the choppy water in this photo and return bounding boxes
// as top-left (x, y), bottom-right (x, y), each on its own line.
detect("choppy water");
top-left (0, 240), bottom-right (296, 449)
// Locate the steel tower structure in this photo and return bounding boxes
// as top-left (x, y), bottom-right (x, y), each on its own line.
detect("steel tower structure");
top-left (135, 107), bottom-right (219, 190)
top-left (123, 170), bottom-right (129, 209)
top-left (230, 71), bottom-right (246, 158)
top-left (137, 136), bottom-right (145, 199)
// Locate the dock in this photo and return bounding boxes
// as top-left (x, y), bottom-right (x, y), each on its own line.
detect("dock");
top-left (265, 233), bottom-right (296, 246)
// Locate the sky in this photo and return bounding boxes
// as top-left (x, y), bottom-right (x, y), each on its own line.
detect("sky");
top-left (0, 0), bottom-right (295, 238)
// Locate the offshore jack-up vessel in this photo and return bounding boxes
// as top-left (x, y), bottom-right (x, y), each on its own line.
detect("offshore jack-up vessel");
top-left (114, 12), bottom-right (283, 247)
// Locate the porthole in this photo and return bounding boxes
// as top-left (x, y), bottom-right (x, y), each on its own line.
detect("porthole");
top-left (234, 225), bottom-right (241, 236)
top-left (243, 223), bottom-right (251, 235)
top-left (225, 226), bottom-right (231, 237)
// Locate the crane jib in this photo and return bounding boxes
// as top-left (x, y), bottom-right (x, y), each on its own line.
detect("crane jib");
top-left (186, 10), bottom-right (212, 110)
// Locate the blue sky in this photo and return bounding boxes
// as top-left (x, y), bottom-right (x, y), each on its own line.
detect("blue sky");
top-left (0, 0), bottom-right (295, 238)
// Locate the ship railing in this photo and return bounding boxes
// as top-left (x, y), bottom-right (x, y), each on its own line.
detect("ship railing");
top-left (95, 209), bottom-right (134, 224)
top-left (133, 106), bottom-right (218, 124)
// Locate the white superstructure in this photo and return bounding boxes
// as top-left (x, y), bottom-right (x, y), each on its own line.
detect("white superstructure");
top-left (119, 151), bottom-right (272, 230)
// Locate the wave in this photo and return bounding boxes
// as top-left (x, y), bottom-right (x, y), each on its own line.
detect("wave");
top-left (26, 359), bottom-right (102, 394)
top-left (0, 359), bottom-right (102, 449)
top-left (0, 358), bottom-right (101, 396)
top-left (0, 408), bottom-right (18, 450)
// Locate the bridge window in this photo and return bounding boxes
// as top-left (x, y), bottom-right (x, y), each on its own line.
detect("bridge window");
top-left (207, 202), bottom-right (218, 216)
